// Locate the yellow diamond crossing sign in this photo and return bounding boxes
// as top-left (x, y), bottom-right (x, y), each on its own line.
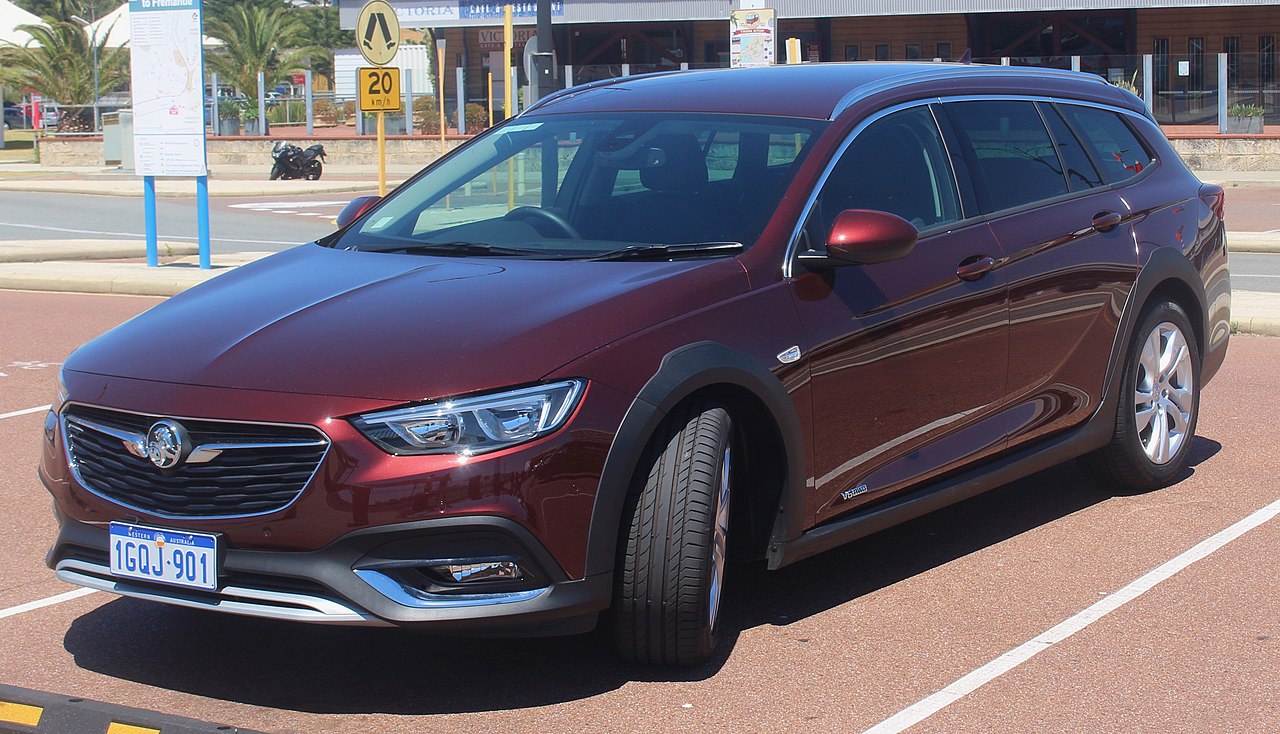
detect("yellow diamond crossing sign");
top-left (357, 0), bottom-right (400, 67)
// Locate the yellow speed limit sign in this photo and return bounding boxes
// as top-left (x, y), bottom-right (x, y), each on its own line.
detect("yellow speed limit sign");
top-left (357, 0), bottom-right (400, 66)
top-left (358, 66), bottom-right (401, 112)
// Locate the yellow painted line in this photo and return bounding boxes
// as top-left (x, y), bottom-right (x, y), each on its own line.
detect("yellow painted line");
top-left (106, 723), bottom-right (161, 734)
top-left (0, 700), bottom-right (43, 726)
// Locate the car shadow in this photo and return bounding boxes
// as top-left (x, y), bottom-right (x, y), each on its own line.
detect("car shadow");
top-left (61, 436), bottom-right (1222, 715)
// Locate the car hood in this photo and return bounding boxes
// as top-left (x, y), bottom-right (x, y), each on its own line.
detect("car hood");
top-left (66, 244), bottom-right (750, 402)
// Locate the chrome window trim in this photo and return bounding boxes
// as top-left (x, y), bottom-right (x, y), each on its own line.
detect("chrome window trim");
top-left (60, 402), bottom-right (333, 521)
top-left (784, 94), bottom-right (1157, 279)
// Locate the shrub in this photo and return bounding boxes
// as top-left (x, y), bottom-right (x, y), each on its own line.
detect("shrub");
top-left (1228, 103), bottom-right (1265, 117)
top-left (313, 98), bottom-right (339, 125)
top-left (414, 97), bottom-right (490, 135)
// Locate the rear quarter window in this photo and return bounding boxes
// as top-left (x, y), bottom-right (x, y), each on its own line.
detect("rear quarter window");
top-left (1057, 105), bottom-right (1155, 184)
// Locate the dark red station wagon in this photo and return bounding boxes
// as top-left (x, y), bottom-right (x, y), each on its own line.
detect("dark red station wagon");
top-left (43, 63), bottom-right (1230, 666)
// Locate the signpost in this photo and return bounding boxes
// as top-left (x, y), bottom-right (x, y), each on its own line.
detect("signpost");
top-left (357, 0), bottom-right (400, 196)
top-left (128, 0), bottom-right (211, 268)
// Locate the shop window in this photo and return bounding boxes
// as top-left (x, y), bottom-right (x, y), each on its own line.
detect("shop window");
top-left (875, 44), bottom-right (889, 61)
top-left (1189, 37), bottom-right (1204, 91)
top-left (905, 43), bottom-right (921, 60)
top-left (936, 42), bottom-right (952, 61)
top-left (1153, 38), bottom-right (1170, 92)
top-left (844, 44), bottom-right (860, 61)
top-left (1224, 36), bottom-right (1240, 85)
top-left (1262, 36), bottom-right (1276, 89)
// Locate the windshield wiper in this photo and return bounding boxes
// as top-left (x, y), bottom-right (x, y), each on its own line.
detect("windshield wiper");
top-left (587, 242), bottom-right (744, 262)
top-left (366, 242), bottom-right (542, 257)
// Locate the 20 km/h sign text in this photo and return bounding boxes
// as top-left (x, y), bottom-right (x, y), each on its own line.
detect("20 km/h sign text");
top-left (358, 67), bottom-right (401, 112)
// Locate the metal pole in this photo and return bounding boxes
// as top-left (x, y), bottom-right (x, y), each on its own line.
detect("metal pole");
top-left (1218, 52), bottom-right (1229, 134)
top-left (456, 66), bottom-right (466, 134)
top-left (438, 46), bottom-right (447, 152)
top-left (1143, 54), bottom-right (1155, 113)
top-left (143, 176), bottom-right (158, 267)
top-left (92, 41), bottom-right (100, 131)
top-left (405, 68), bottom-right (414, 135)
top-left (622, 63), bottom-right (630, 77)
top-left (1071, 56), bottom-right (1080, 72)
top-left (211, 72), bottom-right (220, 136)
top-left (535, 0), bottom-right (552, 101)
top-left (257, 71), bottom-right (267, 135)
top-left (196, 175), bottom-right (211, 270)
top-left (377, 111), bottom-right (386, 195)
top-left (564, 65), bottom-right (573, 88)
top-left (504, 5), bottom-right (514, 119)
top-left (305, 70), bottom-right (313, 137)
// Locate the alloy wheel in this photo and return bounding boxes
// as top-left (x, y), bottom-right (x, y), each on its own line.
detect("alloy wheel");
top-left (1134, 321), bottom-right (1194, 464)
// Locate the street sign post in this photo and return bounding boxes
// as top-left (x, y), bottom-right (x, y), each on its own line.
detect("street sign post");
top-left (357, 0), bottom-right (400, 196)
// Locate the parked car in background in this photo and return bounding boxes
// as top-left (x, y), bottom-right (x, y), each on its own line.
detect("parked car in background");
top-left (3, 103), bottom-right (29, 130)
top-left (42, 63), bottom-right (1229, 667)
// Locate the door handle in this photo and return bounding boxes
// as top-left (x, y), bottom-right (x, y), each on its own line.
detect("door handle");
top-left (956, 256), bottom-right (996, 282)
top-left (1091, 211), bottom-right (1124, 233)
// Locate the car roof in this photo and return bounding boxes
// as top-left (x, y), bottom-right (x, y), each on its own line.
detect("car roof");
top-left (524, 62), bottom-right (1135, 121)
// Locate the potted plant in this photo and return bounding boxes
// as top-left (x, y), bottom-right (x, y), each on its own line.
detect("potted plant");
top-left (218, 98), bottom-right (244, 136)
top-left (1226, 103), bottom-right (1265, 134)
top-left (242, 100), bottom-right (270, 136)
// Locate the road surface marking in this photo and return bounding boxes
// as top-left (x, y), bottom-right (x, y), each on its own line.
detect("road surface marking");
top-left (0, 405), bottom-right (51, 420)
top-left (862, 495), bottom-right (1280, 734)
top-left (0, 221), bottom-right (296, 246)
top-left (0, 588), bottom-right (98, 620)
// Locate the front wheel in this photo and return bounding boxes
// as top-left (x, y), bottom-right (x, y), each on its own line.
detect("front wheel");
top-left (269, 163), bottom-right (281, 181)
top-left (612, 401), bottom-right (733, 667)
top-left (1080, 300), bottom-right (1201, 490)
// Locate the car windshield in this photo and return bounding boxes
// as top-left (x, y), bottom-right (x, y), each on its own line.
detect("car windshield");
top-left (331, 112), bottom-right (826, 259)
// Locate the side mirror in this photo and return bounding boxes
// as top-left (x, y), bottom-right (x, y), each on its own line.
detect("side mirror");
top-left (799, 209), bottom-right (919, 269)
top-left (336, 195), bottom-right (381, 229)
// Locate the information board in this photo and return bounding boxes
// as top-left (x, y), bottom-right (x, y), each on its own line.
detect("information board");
top-left (128, 0), bottom-right (207, 176)
top-left (729, 8), bottom-right (776, 68)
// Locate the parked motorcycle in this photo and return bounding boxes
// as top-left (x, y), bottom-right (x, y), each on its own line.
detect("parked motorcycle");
top-left (270, 141), bottom-right (326, 180)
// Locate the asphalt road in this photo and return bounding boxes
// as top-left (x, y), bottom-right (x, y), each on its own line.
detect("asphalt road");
top-left (0, 191), bottom-right (355, 252)
top-left (1232, 252), bottom-right (1280, 294)
top-left (0, 292), bottom-right (1278, 734)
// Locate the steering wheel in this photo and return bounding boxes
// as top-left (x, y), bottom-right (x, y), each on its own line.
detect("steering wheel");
top-left (503, 206), bottom-right (582, 240)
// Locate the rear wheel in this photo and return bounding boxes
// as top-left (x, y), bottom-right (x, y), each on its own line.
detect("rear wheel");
top-left (1081, 300), bottom-right (1200, 490)
top-left (613, 401), bottom-right (733, 667)
top-left (304, 160), bottom-right (322, 180)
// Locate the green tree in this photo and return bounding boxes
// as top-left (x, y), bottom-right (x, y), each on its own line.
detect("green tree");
top-left (204, 3), bottom-right (317, 105)
top-left (12, 0), bottom-right (115, 24)
top-left (292, 3), bottom-right (354, 86)
top-left (0, 19), bottom-right (129, 131)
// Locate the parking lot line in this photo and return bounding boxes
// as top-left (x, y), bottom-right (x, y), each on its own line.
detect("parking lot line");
top-left (862, 495), bottom-right (1280, 734)
top-left (0, 405), bottom-right (51, 421)
top-left (0, 588), bottom-right (97, 620)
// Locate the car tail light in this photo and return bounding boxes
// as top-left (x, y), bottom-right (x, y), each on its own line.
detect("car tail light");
top-left (1199, 183), bottom-right (1225, 221)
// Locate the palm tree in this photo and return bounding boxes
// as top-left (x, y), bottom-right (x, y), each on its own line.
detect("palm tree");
top-left (204, 4), bottom-right (316, 108)
top-left (0, 20), bottom-right (128, 132)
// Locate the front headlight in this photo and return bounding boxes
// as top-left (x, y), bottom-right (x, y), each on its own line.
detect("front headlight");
top-left (351, 380), bottom-right (586, 456)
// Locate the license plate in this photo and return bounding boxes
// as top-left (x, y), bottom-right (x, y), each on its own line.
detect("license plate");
top-left (108, 522), bottom-right (218, 591)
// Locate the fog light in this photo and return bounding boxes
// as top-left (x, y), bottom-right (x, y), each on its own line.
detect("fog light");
top-left (433, 560), bottom-right (523, 583)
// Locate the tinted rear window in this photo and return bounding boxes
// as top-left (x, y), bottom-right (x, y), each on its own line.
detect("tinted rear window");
top-left (1040, 104), bottom-right (1104, 191)
top-left (945, 100), bottom-right (1070, 212)
top-left (1057, 105), bottom-right (1154, 184)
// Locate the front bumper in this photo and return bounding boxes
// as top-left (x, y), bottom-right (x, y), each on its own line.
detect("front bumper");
top-left (46, 511), bottom-right (612, 636)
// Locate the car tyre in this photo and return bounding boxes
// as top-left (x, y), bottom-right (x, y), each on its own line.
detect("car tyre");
top-left (1080, 300), bottom-right (1201, 490)
top-left (613, 400), bottom-right (733, 667)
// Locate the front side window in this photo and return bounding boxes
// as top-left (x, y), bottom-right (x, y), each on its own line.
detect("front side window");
top-left (1057, 105), bottom-right (1154, 184)
top-left (812, 105), bottom-right (961, 236)
top-left (944, 100), bottom-right (1069, 212)
top-left (333, 113), bottom-right (825, 258)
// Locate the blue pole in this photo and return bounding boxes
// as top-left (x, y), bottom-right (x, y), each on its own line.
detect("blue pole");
top-left (143, 175), bottom-right (158, 267)
top-left (196, 175), bottom-right (211, 270)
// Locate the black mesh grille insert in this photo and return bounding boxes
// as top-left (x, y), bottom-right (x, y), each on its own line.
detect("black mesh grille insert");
top-left (64, 405), bottom-right (328, 518)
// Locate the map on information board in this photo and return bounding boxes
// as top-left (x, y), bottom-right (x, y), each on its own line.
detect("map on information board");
top-left (129, 0), bottom-right (207, 176)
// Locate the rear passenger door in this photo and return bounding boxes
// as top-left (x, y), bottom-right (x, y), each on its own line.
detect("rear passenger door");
top-left (941, 99), bottom-right (1141, 447)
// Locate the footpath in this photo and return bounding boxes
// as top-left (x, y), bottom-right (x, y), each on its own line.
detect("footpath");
top-left (0, 163), bottom-right (1275, 335)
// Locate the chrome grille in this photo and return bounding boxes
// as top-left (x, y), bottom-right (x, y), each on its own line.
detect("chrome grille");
top-left (63, 404), bottom-right (329, 518)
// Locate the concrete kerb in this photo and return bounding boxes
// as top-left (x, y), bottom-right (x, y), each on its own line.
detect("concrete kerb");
top-left (0, 239), bottom-right (197, 263)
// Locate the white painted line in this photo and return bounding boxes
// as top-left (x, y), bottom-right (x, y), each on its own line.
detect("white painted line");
top-left (0, 221), bottom-right (298, 246)
top-left (863, 495), bottom-right (1280, 734)
top-left (1234, 274), bottom-right (1280, 279)
top-left (0, 404), bottom-right (51, 421)
top-left (0, 588), bottom-right (98, 620)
